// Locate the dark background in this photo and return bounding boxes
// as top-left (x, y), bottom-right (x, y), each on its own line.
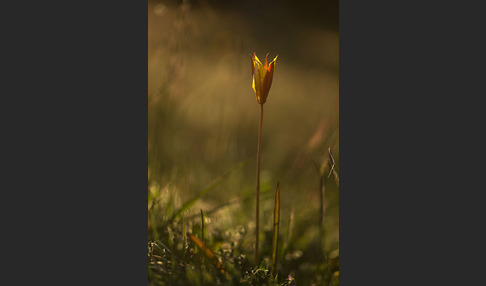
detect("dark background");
top-left (2, 0), bottom-right (486, 285)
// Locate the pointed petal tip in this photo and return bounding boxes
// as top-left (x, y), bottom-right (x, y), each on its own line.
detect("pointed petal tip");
top-left (253, 53), bottom-right (262, 65)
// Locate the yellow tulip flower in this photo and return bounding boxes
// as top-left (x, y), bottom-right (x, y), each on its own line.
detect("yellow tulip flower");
top-left (251, 53), bottom-right (277, 104)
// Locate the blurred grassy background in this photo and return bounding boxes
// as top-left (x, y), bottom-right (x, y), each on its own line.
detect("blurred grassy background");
top-left (148, 0), bottom-right (339, 264)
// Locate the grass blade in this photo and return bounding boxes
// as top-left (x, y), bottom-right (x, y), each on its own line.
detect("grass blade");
top-left (200, 209), bottom-right (205, 243)
top-left (285, 207), bottom-right (294, 252)
top-left (327, 147), bottom-right (339, 188)
top-left (200, 209), bottom-right (205, 263)
top-left (271, 182), bottom-right (280, 275)
top-left (170, 160), bottom-right (247, 221)
top-left (182, 214), bottom-right (186, 258)
top-left (187, 232), bottom-right (230, 279)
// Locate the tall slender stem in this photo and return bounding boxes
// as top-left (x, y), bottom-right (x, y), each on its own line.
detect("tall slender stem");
top-left (255, 103), bottom-right (264, 265)
top-left (319, 174), bottom-right (325, 228)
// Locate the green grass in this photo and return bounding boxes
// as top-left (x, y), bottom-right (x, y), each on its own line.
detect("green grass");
top-left (148, 164), bottom-right (339, 285)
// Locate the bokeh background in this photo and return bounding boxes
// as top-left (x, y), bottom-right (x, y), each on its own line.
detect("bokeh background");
top-left (148, 0), bottom-right (339, 282)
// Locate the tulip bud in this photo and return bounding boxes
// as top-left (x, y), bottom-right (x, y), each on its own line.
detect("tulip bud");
top-left (251, 53), bottom-right (277, 104)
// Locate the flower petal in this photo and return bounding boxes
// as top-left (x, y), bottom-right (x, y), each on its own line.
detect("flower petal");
top-left (261, 61), bottom-right (275, 103)
top-left (268, 55), bottom-right (278, 71)
top-left (253, 58), bottom-right (264, 102)
top-left (253, 53), bottom-right (263, 66)
top-left (251, 53), bottom-right (255, 78)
